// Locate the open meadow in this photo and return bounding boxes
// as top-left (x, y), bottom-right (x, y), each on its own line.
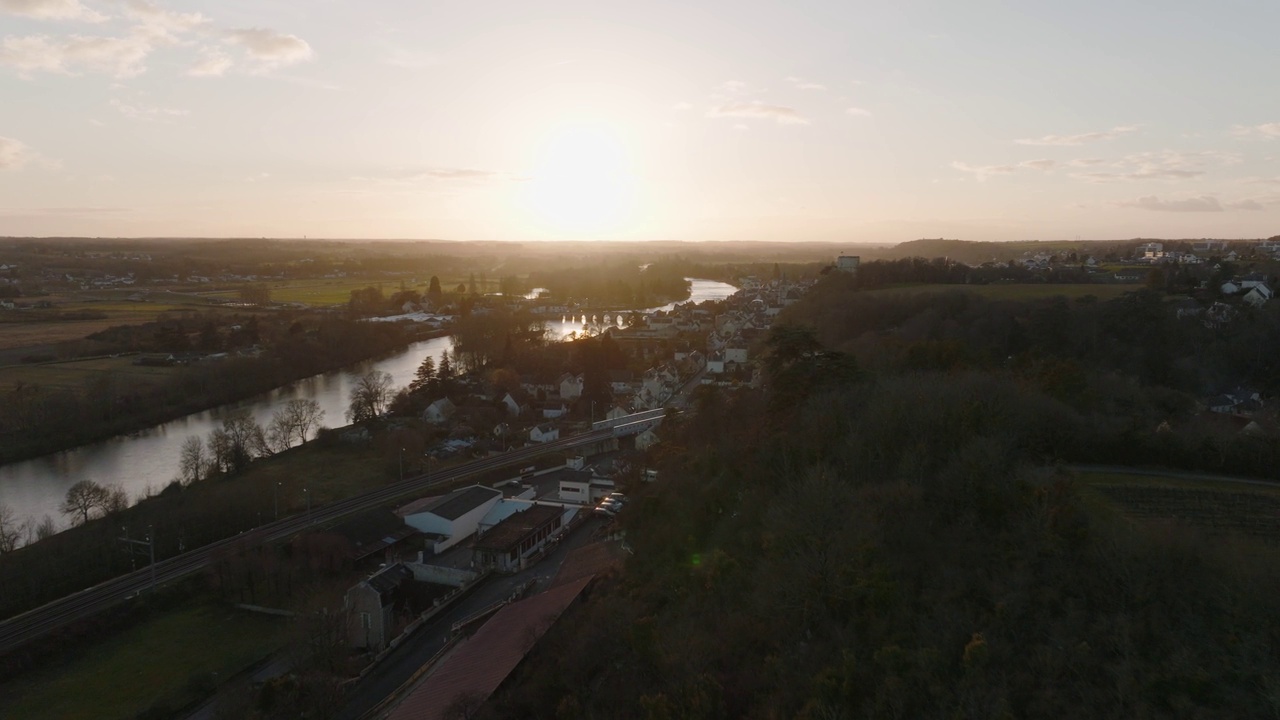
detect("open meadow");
top-left (1075, 470), bottom-right (1280, 544)
top-left (0, 602), bottom-right (290, 720)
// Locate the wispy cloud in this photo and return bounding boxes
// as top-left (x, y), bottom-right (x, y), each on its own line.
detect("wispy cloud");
top-left (845, 107), bottom-right (871, 117)
top-left (1019, 159), bottom-right (1056, 171)
top-left (1117, 195), bottom-right (1224, 212)
top-left (0, 31), bottom-right (154, 77)
top-left (707, 101), bottom-right (808, 125)
top-left (224, 28), bottom-right (313, 72)
top-left (785, 75), bottom-right (826, 91)
top-left (950, 161), bottom-right (1018, 181)
top-left (950, 159), bottom-right (1054, 180)
top-left (0, 0), bottom-right (105, 22)
top-left (187, 46), bottom-right (231, 76)
top-left (110, 97), bottom-right (187, 121)
top-left (0, 135), bottom-right (33, 169)
top-left (353, 167), bottom-right (516, 186)
top-left (672, 101), bottom-right (692, 111)
top-left (1067, 150), bottom-right (1237, 183)
top-left (1015, 125), bottom-right (1139, 146)
top-left (122, 0), bottom-right (207, 40)
top-left (1244, 176), bottom-right (1280, 186)
top-left (1232, 122), bottom-right (1280, 140)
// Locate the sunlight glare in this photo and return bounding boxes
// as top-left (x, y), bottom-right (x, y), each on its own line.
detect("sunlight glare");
top-left (524, 122), bottom-right (636, 237)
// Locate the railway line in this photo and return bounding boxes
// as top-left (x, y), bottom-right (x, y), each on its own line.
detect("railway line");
top-left (0, 424), bottom-right (634, 656)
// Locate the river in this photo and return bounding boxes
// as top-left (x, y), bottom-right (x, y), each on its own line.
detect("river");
top-left (0, 278), bottom-right (738, 530)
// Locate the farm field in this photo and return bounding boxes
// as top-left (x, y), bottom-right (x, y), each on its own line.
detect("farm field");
top-left (1077, 471), bottom-right (1280, 543)
top-left (0, 355), bottom-right (178, 393)
top-left (0, 291), bottom-right (221, 352)
top-left (859, 283), bottom-right (1139, 302)
top-left (0, 602), bottom-right (289, 720)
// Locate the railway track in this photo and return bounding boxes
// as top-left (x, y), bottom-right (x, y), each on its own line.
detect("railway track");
top-left (0, 426), bottom-right (622, 656)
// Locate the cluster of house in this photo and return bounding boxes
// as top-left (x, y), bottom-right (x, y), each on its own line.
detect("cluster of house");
top-left (1134, 242), bottom-right (1228, 265)
top-left (341, 455), bottom-right (626, 652)
top-left (1219, 273), bottom-right (1273, 308)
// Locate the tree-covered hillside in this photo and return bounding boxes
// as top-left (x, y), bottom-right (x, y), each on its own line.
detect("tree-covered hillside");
top-left (482, 274), bottom-right (1280, 719)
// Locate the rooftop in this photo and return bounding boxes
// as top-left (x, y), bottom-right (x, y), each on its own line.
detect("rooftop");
top-left (413, 485), bottom-right (502, 521)
top-left (474, 504), bottom-right (564, 552)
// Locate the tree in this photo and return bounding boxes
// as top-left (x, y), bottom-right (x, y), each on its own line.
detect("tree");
top-left (456, 282), bottom-right (467, 295)
top-left (347, 370), bottom-right (394, 423)
top-left (102, 484), bottom-right (130, 515)
top-left (468, 273), bottom-right (477, 295)
top-left (270, 398), bottom-right (325, 449)
top-left (0, 503), bottom-right (26, 553)
top-left (209, 410), bottom-right (268, 473)
top-left (61, 480), bottom-right (110, 526)
top-left (427, 275), bottom-right (443, 305)
top-left (409, 355), bottom-right (436, 394)
top-left (179, 435), bottom-right (209, 484)
top-left (33, 514), bottom-right (55, 541)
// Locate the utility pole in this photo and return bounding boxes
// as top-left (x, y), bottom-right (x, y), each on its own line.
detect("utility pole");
top-left (119, 525), bottom-right (157, 593)
top-left (274, 481), bottom-right (281, 519)
top-left (303, 488), bottom-right (311, 523)
top-left (399, 447), bottom-right (405, 481)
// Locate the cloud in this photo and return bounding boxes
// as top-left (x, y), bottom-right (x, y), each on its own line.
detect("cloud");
top-left (1245, 176), bottom-right (1280, 186)
top-left (1067, 158), bottom-right (1109, 167)
top-left (707, 101), bottom-right (808, 125)
top-left (785, 76), bottom-right (825, 91)
top-left (950, 161), bottom-right (1018, 181)
top-left (1015, 125), bottom-right (1139, 146)
top-left (0, 135), bottom-right (33, 169)
top-left (0, 31), bottom-right (152, 77)
top-left (1233, 122), bottom-right (1280, 140)
top-left (1076, 168), bottom-right (1206, 183)
top-left (187, 46), bottom-right (230, 76)
top-left (353, 167), bottom-right (514, 186)
top-left (1019, 159), bottom-right (1056, 171)
top-left (718, 80), bottom-right (750, 94)
top-left (1117, 195), bottom-right (1224, 212)
top-left (733, 124), bottom-right (748, 131)
top-left (672, 101), bottom-right (692, 111)
top-left (224, 27), bottom-right (313, 71)
top-left (845, 106), bottom-right (871, 117)
top-left (0, 0), bottom-right (105, 22)
top-left (1227, 199), bottom-right (1266, 211)
top-left (110, 97), bottom-right (187, 121)
top-left (122, 0), bottom-right (207, 39)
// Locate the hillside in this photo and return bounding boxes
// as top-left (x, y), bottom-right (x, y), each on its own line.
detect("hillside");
top-left (480, 273), bottom-right (1280, 719)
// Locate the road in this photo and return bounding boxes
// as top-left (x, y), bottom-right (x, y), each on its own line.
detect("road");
top-left (335, 517), bottom-right (605, 720)
top-left (1067, 464), bottom-right (1280, 489)
top-left (0, 422), bottom-right (644, 657)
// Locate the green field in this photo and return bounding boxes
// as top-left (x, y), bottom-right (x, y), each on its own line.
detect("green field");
top-left (0, 603), bottom-right (289, 720)
top-left (0, 355), bottom-right (178, 392)
top-left (860, 283), bottom-right (1139, 302)
top-left (1075, 471), bottom-right (1280, 543)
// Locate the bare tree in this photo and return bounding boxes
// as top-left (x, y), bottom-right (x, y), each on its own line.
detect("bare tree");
top-left (271, 398), bottom-right (325, 450)
top-left (0, 503), bottom-right (27, 553)
top-left (102, 484), bottom-right (130, 515)
top-left (60, 480), bottom-right (110, 526)
top-left (33, 514), bottom-right (56, 541)
top-left (179, 435), bottom-right (209, 484)
top-left (209, 410), bottom-right (268, 473)
top-left (347, 370), bottom-right (394, 423)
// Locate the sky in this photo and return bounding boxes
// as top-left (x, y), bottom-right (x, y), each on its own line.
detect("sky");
top-left (1, 0), bottom-right (1279, 243)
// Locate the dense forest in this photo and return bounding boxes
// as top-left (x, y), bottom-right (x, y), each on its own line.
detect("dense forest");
top-left (484, 274), bottom-right (1280, 719)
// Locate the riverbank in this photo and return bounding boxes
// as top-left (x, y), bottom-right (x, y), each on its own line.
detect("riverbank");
top-left (0, 323), bottom-right (440, 467)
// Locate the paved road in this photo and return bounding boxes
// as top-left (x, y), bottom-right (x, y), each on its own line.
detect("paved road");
top-left (335, 517), bottom-right (605, 720)
top-left (1068, 464), bottom-right (1280, 489)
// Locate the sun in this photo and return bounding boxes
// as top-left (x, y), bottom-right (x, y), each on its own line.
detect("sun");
top-left (523, 122), bottom-right (636, 237)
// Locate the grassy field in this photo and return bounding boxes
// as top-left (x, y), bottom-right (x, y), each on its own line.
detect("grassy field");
top-left (0, 355), bottom-right (178, 393)
top-left (860, 283), bottom-right (1139, 302)
top-left (0, 603), bottom-right (289, 720)
top-left (1075, 471), bottom-right (1280, 543)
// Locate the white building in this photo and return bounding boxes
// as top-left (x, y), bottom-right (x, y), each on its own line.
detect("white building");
top-left (397, 485), bottom-right (503, 554)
